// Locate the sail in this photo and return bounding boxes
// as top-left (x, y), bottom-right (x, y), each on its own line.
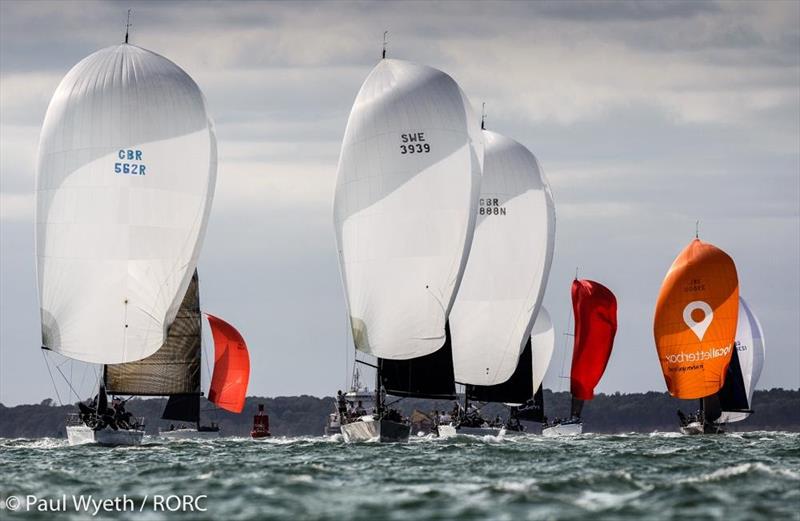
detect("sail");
top-left (105, 270), bottom-right (201, 395)
top-left (466, 338), bottom-right (533, 404)
top-left (570, 280), bottom-right (617, 401)
top-left (653, 239), bottom-right (739, 399)
top-left (379, 324), bottom-right (457, 399)
top-left (719, 297), bottom-right (766, 423)
top-left (161, 394), bottom-right (200, 423)
top-left (333, 59), bottom-right (483, 361)
top-left (36, 44), bottom-right (217, 364)
top-left (465, 306), bottom-right (554, 406)
top-left (515, 386), bottom-right (545, 422)
top-left (207, 314), bottom-right (250, 413)
top-left (451, 130), bottom-right (555, 385)
top-left (531, 307), bottom-right (555, 395)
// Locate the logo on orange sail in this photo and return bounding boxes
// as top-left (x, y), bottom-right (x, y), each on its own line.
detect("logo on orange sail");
top-left (683, 301), bottom-right (712, 340)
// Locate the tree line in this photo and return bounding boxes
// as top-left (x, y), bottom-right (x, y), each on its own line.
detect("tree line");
top-left (0, 389), bottom-right (797, 438)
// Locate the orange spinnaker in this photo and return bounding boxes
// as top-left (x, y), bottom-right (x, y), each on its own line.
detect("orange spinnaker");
top-left (207, 314), bottom-right (250, 413)
top-left (654, 239), bottom-right (738, 399)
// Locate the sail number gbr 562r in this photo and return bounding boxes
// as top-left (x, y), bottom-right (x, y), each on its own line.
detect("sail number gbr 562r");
top-left (114, 149), bottom-right (147, 175)
top-left (400, 132), bottom-right (430, 155)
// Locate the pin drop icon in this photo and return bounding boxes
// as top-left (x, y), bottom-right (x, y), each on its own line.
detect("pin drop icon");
top-left (683, 301), bottom-right (713, 340)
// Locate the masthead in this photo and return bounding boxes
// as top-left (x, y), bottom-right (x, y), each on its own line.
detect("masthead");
top-left (124, 9), bottom-right (132, 44)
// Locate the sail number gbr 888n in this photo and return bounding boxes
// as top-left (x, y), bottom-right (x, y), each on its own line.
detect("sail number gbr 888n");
top-left (400, 132), bottom-right (430, 154)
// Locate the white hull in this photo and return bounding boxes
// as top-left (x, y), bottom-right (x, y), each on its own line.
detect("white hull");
top-left (680, 421), bottom-right (704, 435)
top-left (437, 424), bottom-right (457, 438)
top-left (67, 425), bottom-right (144, 447)
top-left (542, 422), bottom-right (583, 437)
top-left (457, 425), bottom-right (503, 437)
top-left (159, 428), bottom-right (220, 440)
top-left (340, 417), bottom-right (410, 443)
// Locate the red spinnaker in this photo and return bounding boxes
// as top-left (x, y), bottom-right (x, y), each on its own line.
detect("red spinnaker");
top-left (207, 314), bottom-right (250, 413)
top-left (570, 279), bottom-right (618, 400)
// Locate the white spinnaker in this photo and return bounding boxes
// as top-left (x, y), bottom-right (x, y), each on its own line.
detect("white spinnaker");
top-left (531, 307), bottom-right (555, 393)
top-left (450, 131), bottom-right (555, 385)
top-left (719, 297), bottom-right (766, 423)
top-left (333, 59), bottom-right (483, 360)
top-left (36, 44), bottom-right (217, 364)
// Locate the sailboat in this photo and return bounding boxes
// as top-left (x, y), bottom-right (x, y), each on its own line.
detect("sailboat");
top-left (543, 279), bottom-right (617, 437)
top-left (717, 297), bottom-right (765, 425)
top-left (332, 44), bottom-right (483, 442)
top-left (448, 125), bottom-right (555, 437)
top-left (441, 307), bottom-right (555, 438)
top-left (35, 33), bottom-right (217, 446)
top-left (653, 237), bottom-right (739, 435)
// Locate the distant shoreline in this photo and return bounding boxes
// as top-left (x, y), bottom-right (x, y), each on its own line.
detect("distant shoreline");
top-left (2, 389), bottom-right (798, 438)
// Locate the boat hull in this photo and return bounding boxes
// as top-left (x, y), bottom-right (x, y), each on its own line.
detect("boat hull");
top-left (436, 424), bottom-right (457, 438)
top-left (680, 422), bottom-right (725, 435)
top-left (159, 428), bottom-right (221, 440)
top-left (67, 425), bottom-right (144, 447)
top-left (341, 418), bottom-right (410, 443)
top-left (457, 426), bottom-right (503, 437)
top-left (542, 422), bottom-right (583, 437)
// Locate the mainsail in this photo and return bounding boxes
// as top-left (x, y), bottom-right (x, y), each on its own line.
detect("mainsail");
top-left (570, 279), bottom-right (617, 415)
top-left (718, 297), bottom-right (765, 423)
top-left (36, 43), bottom-right (217, 365)
top-left (207, 314), bottom-right (251, 413)
top-left (105, 271), bottom-right (201, 397)
top-left (333, 59), bottom-right (483, 397)
top-left (653, 238), bottom-right (739, 400)
top-left (450, 130), bottom-right (555, 386)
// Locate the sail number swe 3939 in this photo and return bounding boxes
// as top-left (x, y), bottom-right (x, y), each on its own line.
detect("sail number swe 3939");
top-left (400, 133), bottom-right (430, 155)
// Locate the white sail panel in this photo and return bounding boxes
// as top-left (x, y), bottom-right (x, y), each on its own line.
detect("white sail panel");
top-left (719, 297), bottom-right (766, 423)
top-left (531, 307), bottom-right (555, 393)
top-left (333, 59), bottom-right (483, 360)
top-left (36, 44), bottom-right (217, 364)
top-left (450, 131), bottom-right (556, 385)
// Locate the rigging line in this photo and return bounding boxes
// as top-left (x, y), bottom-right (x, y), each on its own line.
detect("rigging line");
top-left (40, 351), bottom-right (64, 406)
top-left (557, 298), bottom-right (572, 394)
top-left (54, 362), bottom-right (85, 403)
top-left (385, 396), bottom-right (404, 408)
top-left (344, 305), bottom-right (350, 391)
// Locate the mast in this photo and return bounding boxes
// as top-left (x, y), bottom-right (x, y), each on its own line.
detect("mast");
top-left (124, 9), bottom-right (132, 44)
top-left (382, 31), bottom-right (388, 59)
top-left (375, 358), bottom-right (383, 418)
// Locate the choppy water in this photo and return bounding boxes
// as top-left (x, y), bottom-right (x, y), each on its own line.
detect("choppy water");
top-left (0, 432), bottom-right (798, 520)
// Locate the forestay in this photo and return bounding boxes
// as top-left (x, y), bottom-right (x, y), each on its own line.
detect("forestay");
top-left (333, 59), bottom-right (483, 360)
top-left (36, 44), bottom-right (217, 364)
top-left (451, 131), bottom-right (555, 385)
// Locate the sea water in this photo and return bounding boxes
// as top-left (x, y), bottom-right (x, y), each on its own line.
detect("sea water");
top-left (0, 432), bottom-right (797, 520)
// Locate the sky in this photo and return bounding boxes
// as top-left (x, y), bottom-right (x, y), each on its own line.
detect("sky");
top-left (1, 0), bottom-right (798, 406)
